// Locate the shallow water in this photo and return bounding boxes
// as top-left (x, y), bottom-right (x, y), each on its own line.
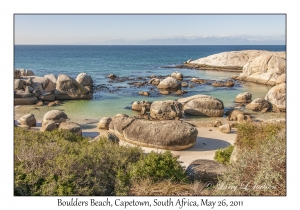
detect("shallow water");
top-left (14, 45), bottom-right (286, 124)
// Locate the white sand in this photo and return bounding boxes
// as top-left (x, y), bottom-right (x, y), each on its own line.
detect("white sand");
top-left (83, 123), bottom-right (237, 168)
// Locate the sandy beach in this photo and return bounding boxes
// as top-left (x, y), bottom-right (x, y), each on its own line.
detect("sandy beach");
top-left (81, 120), bottom-right (237, 168)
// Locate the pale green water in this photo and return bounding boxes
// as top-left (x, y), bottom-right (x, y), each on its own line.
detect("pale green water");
top-left (14, 79), bottom-right (285, 126)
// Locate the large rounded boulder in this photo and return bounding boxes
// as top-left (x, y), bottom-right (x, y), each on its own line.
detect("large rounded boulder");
top-left (171, 71), bottom-right (183, 80)
top-left (157, 77), bottom-right (181, 91)
top-left (148, 78), bottom-right (161, 85)
top-left (131, 101), bottom-right (152, 111)
top-left (234, 92), bottom-right (252, 103)
top-left (178, 95), bottom-right (224, 117)
top-left (54, 74), bottom-right (93, 100)
top-left (238, 52), bottom-right (286, 85)
top-left (225, 109), bottom-right (245, 121)
top-left (42, 110), bottom-right (68, 126)
top-left (186, 159), bottom-right (226, 184)
top-left (19, 114), bottom-right (36, 127)
top-left (150, 100), bottom-right (183, 120)
top-left (76, 72), bottom-right (93, 87)
top-left (59, 122), bottom-right (82, 136)
top-left (14, 90), bottom-right (38, 105)
top-left (109, 117), bottom-right (198, 150)
top-left (19, 69), bottom-right (34, 76)
top-left (98, 117), bottom-right (112, 130)
top-left (245, 98), bottom-right (271, 112)
top-left (265, 83), bottom-right (286, 112)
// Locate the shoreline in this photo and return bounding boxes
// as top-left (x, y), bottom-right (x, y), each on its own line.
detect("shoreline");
top-left (80, 119), bottom-right (238, 168)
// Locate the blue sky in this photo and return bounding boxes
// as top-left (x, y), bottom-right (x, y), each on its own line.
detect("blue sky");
top-left (14, 14), bottom-right (286, 45)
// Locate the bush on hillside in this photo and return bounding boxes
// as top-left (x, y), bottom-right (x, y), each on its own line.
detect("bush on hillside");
top-left (213, 122), bottom-right (286, 196)
top-left (129, 151), bottom-right (188, 183)
top-left (14, 128), bottom-right (143, 196)
top-left (14, 128), bottom-right (189, 196)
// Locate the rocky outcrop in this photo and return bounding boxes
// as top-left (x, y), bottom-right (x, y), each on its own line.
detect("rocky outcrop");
top-left (109, 116), bottom-right (198, 150)
top-left (218, 124), bottom-right (231, 133)
top-left (76, 72), bottom-right (93, 87)
top-left (40, 121), bottom-right (56, 132)
top-left (245, 98), bottom-right (271, 112)
top-left (236, 51), bottom-right (286, 85)
top-left (18, 69), bottom-right (34, 76)
top-left (150, 100), bottom-right (183, 120)
top-left (186, 159), bottom-right (226, 184)
top-left (25, 76), bottom-right (56, 93)
top-left (183, 50), bottom-right (286, 85)
top-left (178, 95), bottom-right (224, 117)
top-left (14, 97), bottom-right (38, 105)
top-left (234, 92), bottom-right (252, 103)
top-left (59, 122), bottom-right (82, 136)
top-left (171, 71), bottom-right (183, 80)
top-left (93, 132), bottom-right (120, 144)
top-left (265, 83), bottom-right (286, 112)
top-left (148, 78), bottom-right (161, 85)
top-left (115, 113), bottom-right (129, 118)
top-left (225, 80), bottom-right (235, 87)
top-left (54, 74), bottom-right (93, 100)
top-left (98, 117), bottom-right (112, 130)
top-left (14, 71), bottom-right (94, 104)
top-left (107, 74), bottom-right (117, 79)
top-left (14, 90), bottom-right (38, 105)
top-left (157, 77), bottom-right (181, 91)
top-left (42, 110), bottom-right (68, 126)
top-left (132, 101), bottom-right (152, 111)
top-left (14, 79), bottom-right (26, 90)
top-left (138, 91), bottom-right (150, 96)
top-left (211, 82), bottom-right (224, 87)
top-left (213, 120), bottom-right (222, 127)
top-left (38, 92), bottom-right (55, 101)
top-left (19, 114), bottom-right (36, 127)
top-left (276, 73), bottom-right (286, 85)
top-left (14, 70), bottom-right (21, 79)
top-left (191, 78), bottom-right (207, 84)
top-left (225, 109), bottom-right (249, 121)
top-left (187, 50), bottom-right (266, 71)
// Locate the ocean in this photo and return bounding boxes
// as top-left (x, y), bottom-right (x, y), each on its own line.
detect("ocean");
top-left (14, 45), bottom-right (286, 124)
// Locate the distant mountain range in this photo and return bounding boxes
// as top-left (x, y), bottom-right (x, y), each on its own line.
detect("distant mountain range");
top-left (99, 36), bottom-right (285, 45)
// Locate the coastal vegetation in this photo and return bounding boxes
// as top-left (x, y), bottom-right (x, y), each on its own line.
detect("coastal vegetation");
top-left (14, 120), bottom-right (286, 196)
top-left (214, 145), bottom-right (234, 165)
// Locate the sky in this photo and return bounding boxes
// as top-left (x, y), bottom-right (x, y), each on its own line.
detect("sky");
top-left (14, 14), bottom-right (286, 45)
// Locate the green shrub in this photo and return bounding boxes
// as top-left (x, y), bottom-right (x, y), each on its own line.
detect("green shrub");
top-left (14, 128), bottom-right (143, 196)
top-left (129, 151), bottom-right (188, 183)
top-left (14, 128), bottom-right (189, 196)
top-left (214, 145), bottom-right (234, 165)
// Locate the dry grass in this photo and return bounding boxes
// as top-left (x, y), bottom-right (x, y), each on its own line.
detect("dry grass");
top-left (129, 178), bottom-right (213, 196)
top-left (213, 122), bottom-right (286, 196)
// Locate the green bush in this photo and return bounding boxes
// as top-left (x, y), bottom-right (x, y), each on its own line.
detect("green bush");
top-left (214, 145), bottom-right (234, 165)
top-left (14, 128), bottom-right (190, 196)
top-left (14, 128), bottom-right (143, 196)
top-left (129, 151), bottom-right (188, 182)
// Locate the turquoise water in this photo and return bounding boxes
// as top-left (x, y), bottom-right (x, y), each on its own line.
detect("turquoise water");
top-left (14, 45), bottom-right (286, 123)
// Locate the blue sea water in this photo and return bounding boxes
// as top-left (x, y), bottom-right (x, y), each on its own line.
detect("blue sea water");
top-left (14, 45), bottom-right (286, 123)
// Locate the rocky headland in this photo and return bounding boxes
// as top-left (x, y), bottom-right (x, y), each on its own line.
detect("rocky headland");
top-left (179, 50), bottom-right (286, 86)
